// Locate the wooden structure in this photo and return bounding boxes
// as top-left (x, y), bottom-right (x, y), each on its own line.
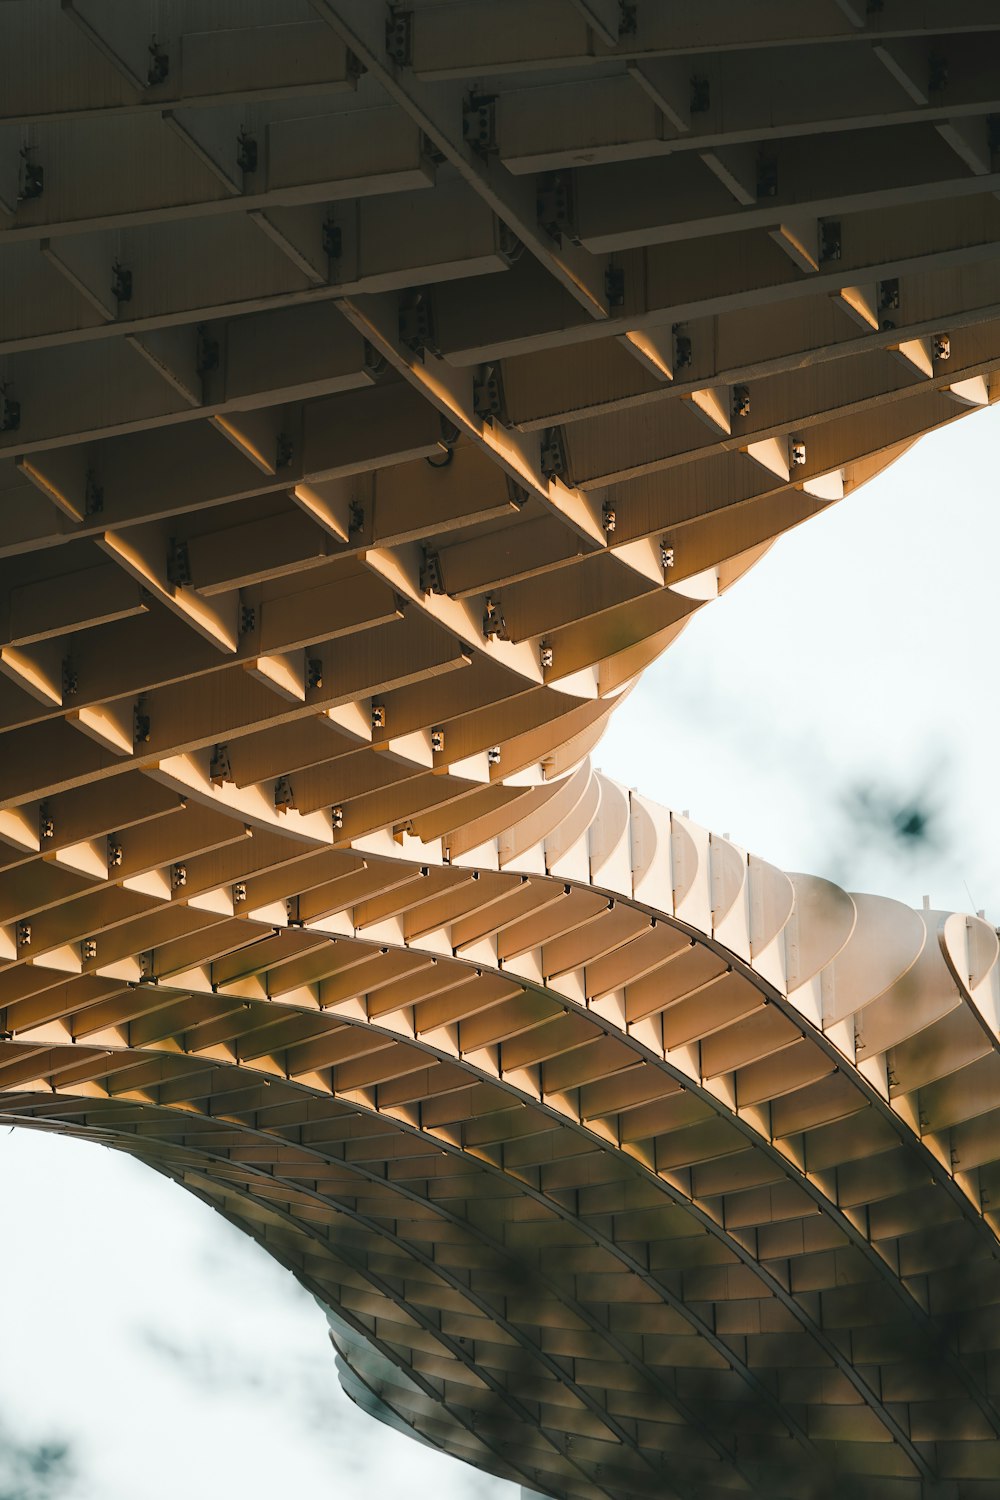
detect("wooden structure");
top-left (3, 3), bottom-right (1000, 1495)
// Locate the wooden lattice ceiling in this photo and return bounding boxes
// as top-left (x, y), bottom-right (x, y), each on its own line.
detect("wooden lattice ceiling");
top-left (3, 3), bottom-right (1000, 1497)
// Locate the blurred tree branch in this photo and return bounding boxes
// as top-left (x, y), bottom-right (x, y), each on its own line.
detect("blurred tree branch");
top-left (0, 1419), bottom-right (74, 1500)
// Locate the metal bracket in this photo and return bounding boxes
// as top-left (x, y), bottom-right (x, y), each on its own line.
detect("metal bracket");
top-left (605, 264), bottom-right (625, 309)
top-left (147, 36), bottom-right (169, 86)
top-left (497, 223), bottom-right (524, 265)
top-left (537, 172), bottom-right (578, 244)
top-left (210, 743), bottom-right (233, 785)
top-left (0, 385), bottom-right (20, 433)
top-left (18, 149), bottom-right (43, 203)
top-left (928, 49), bottom-right (948, 94)
top-left (420, 546), bottom-right (445, 595)
top-left (133, 703), bottom-right (151, 745)
top-left (506, 477), bottom-right (529, 510)
top-left (195, 324), bottom-right (220, 376)
top-left (385, 8), bottom-right (413, 66)
top-left (690, 74), bottom-right (711, 114)
top-left (236, 130), bottom-right (258, 174)
top-left (673, 328), bottom-right (693, 371)
top-left (463, 94), bottom-right (497, 157)
top-left (732, 385), bottom-right (751, 420)
top-left (820, 219), bottom-right (842, 263)
top-left (618, 2), bottom-right (637, 35)
top-left (322, 216), bottom-right (343, 261)
top-left (166, 538), bottom-right (191, 587)
top-left (362, 340), bottom-right (387, 378)
top-left (399, 289), bottom-right (436, 358)
top-left (275, 432), bottom-right (294, 470)
top-left (473, 362), bottom-right (509, 425)
top-left (111, 260), bottom-right (133, 303)
top-left (84, 469), bottom-right (104, 516)
top-left (540, 426), bottom-right (569, 481)
top-left (756, 153), bottom-right (778, 199)
top-left (483, 597), bottom-right (508, 641)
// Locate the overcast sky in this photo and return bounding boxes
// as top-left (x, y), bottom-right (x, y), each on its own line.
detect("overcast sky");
top-left (2, 407), bottom-right (998, 1500)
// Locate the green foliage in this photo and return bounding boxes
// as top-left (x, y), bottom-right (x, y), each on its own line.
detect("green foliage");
top-left (0, 1420), bottom-right (73, 1500)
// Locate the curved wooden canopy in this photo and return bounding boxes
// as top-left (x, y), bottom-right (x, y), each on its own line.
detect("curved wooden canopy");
top-left (2, 2), bottom-right (1000, 1496)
